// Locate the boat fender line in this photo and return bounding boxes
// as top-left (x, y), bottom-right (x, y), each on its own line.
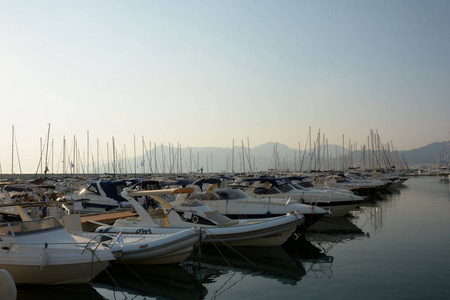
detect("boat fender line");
top-left (40, 243), bottom-right (49, 270)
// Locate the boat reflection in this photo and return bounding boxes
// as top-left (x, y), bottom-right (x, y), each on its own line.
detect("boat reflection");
top-left (40, 218), bottom-right (366, 299)
top-left (301, 215), bottom-right (367, 254)
top-left (184, 245), bottom-right (306, 286)
top-left (16, 284), bottom-right (105, 300)
top-left (91, 263), bottom-right (207, 300)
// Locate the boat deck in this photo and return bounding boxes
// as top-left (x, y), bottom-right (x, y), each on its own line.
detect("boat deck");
top-left (80, 210), bottom-right (138, 231)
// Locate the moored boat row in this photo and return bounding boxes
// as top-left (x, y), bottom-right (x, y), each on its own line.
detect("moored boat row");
top-left (0, 170), bottom-right (409, 290)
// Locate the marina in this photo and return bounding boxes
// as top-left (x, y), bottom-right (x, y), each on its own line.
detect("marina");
top-left (1, 176), bottom-right (447, 299)
top-left (2, 2), bottom-right (450, 299)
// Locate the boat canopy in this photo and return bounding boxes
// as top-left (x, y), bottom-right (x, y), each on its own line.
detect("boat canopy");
top-left (0, 217), bottom-right (63, 236)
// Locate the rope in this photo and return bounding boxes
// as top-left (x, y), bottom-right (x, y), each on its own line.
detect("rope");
top-left (202, 228), bottom-right (256, 267)
top-left (102, 267), bottom-right (128, 299)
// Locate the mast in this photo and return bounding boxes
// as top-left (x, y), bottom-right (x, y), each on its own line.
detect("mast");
top-left (142, 136), bottom-right (145, 175)
top-left (44, 123), bottom-right (51, 174)
top-left (308, 126), bottom-right (312, 172)
top-left (342, 134), bottom-right (345, 172)
top-left (73, 135), bottom-right (77, 175)
top-left (232, 139), bottom-right (235, 173)
top-left (154, 142), bottom-right (158, 174)
top-left (247, 137), bottom-right (253, 174)
top-left (112, 137), bottom-right (116, 176)
top-left (11, 126), bottom-right (14, 180)
top-left (97, 138), bottom-right (100, 177)
top-left (241, 140), bottom-right (245, 173)
top-left (86, 131), bottom-right (89, 175)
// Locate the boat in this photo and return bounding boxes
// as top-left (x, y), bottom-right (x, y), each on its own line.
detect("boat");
top-left (0, 216), bottom-right (115, 285)
top-left (240, 177), bottom-right (365, 217)
top-left (193, 187), bottom-right (327, 228)
top-left (72, 224), bottom-right (200, 265)
top-left (282, 176), bottom-right (356, 194)
top-left (1, 183), bottom-right (199, 266)
top-left (60, 179), bottom-right (132, 214)
top-left (317, 173), bottom-right (389, 196)
top-left (95, 187), bottom-right (304, 247)
top-left (160, 178), bottom-right (328, 228)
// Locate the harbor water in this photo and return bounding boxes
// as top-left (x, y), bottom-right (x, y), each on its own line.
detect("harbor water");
top-left (16, 176), bottom-right (450, 299)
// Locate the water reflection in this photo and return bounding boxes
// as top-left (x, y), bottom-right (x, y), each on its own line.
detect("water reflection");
top-left (302, 215), bottom-right (367, 254)
top-left (91, 263), bottom-right (207, 300)
top-left (89, 218), bottom-right (365, 299)
top-left (79, 215), bottom-right (371, 299)
top-left (283, 235), bottom-right (334, 279)
top-left (17, 284), bottom-right (105, 300)
top-left (184, 245), bottom-right (306, 285)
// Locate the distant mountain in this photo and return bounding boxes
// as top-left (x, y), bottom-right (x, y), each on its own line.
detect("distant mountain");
top-left (399, 141), bottom-right (448, 166)
top-left (129, 141), bottom-right (448, 174)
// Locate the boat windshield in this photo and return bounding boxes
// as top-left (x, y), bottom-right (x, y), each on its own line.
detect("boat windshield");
top-left (84, 184), bottom-right (100, 195)
top-left (274, 181), bottom-right (296, 193)
top-left (191, 193), bottom-right (221, 201)
top-left (180, 197), bottom-right (207, 207)
top-left (288, 181), bottom-right (306, 190)
top-left (216, 189), bottom-right (250, 200)
top-left (203, 211), bottom-right (239, 226)
top-left (0, 217), bottom-right (63, 236)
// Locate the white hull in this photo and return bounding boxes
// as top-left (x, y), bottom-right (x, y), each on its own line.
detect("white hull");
top-left (96, 213), bottom-right (302, 247)
top-left (0, 218), bottom-right (115, 285)
top-left (74, 229), bottom-right (200, 265)
top-left (0, 261), bottom-right (110, 285)
top-left (320, 203), bottom-right (359, 217)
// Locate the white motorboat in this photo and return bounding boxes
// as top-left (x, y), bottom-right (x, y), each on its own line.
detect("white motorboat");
top-left (159, 178), bottom-right (328, 228)
top-left (317, 173), bottom-right (389, 196)
top-left (95, 187), bottom-right (304, 247)
top-left (1, 183), bottom-right (199, 267)
top-left (72, 226), bottom-right (200, 265)
top-left (189, 187), bottom-right (327, 228)
top-left (242, 177), bottom-right (365, 217)
top-left (60, 179), bottom-right (132, 214)
top-left (282, 176), bottom-right (356, 194)
top-left (0, 216), bottom-right (115, 285)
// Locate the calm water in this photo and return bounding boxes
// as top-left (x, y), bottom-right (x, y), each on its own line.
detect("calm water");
top-left (16, 177), bottom-right (450, 300)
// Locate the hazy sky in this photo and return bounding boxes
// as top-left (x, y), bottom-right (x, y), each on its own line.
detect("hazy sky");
top-left (1, 1), bottom-right (450, 173)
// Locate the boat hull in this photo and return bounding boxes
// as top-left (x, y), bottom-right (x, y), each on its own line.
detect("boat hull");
top-left (75, 230), bottom-right (200, 265)
top-left (0, 261), bottom-right (110, 285)
top-left (96, 213), bottom-right (303, 247)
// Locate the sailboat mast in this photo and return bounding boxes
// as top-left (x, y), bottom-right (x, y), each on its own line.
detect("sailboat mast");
top-left (11, 126), bottom-right (14, 180)
top-left (232, 139), bottom-right (235, 173)
top-left (86, 131), bottom-right (89, 175)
